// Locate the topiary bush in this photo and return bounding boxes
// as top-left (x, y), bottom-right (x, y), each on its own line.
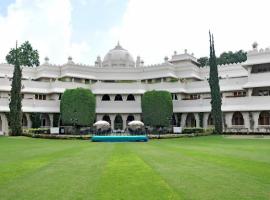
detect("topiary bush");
top-left (60, 88), bottom-right (96, 134)
top-left (142, 90), bottom-right (173, 128)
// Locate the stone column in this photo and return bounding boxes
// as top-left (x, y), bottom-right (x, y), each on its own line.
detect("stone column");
top-left (25, 113), bottom-right (32, 128)
top-left (252, 111), bottom-right (260, 131)
top-left (0, 113), bottom-right (9, 135)
top-left (194, 113), bottom-right (200, 127)
top-left (224, 112), bottom-right (233, 129)
top-left (122, 114), bottom-right (128, 130)
top-left (109, 114), bottom-right (116, 130)
top-left (96, 114), bottom-right (103, 121)
top-left (48, 114), bottom-right (54, 127)
top-left (242, 112), bottom-right (250, 131)
top-left (203, 113), bottom-right (210, 128)
top-left (180, 113), bottom-right (187, 128)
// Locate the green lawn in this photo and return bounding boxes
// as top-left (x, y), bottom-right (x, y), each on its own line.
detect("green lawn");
top-left (0, 136), bottom-right (270, 200)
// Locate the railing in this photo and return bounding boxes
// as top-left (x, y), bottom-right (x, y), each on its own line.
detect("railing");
top-left (96, 101), bottom-right (141, 113)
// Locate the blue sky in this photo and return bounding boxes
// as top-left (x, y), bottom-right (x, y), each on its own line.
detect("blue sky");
top-left (0, 0), bottom-right (269, 65)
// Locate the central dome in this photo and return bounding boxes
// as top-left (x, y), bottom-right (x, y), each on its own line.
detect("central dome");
top-left (102, 42), bottom-right (135, 67)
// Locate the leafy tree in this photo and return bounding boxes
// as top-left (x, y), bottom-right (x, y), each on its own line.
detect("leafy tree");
top-left (9, 44), bottom-right (22, 136)
top-left (208, 32), bottom-right (223, 134)
top-left (197, 57), bottom-right (209, 67)
top-left (142, 90), bottom-right (173, 129)
top-left (198, 50), bottom-right (247, 67)
top-left (6, 41), bottom-right (40, 67)
top-left (60, 88), bottom-right (96, 134)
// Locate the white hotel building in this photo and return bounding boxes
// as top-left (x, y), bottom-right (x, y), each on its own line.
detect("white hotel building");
top-left (0, 42), bottom-right (270, 135)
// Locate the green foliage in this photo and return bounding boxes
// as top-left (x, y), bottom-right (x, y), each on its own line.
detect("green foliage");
top-left (182, 127), bottom-right (204, 134)
top-left (208, 32), bottom-right (223, 134)
top-left (60, 88), bottom-right (96, 128)
top-left (53, 113), bottom-right (60, 127)
top-left (198, 57), bottom-right (209, 67)
top-left (142, 90), bottom-right (173, 127)
top-left (9, 45), bottom-right (22, 136)
top-left (198, 50), bottom-right (247, 67)
top-left (30, 113), bottom-right (41, 128)
top-left (6, 41), bottom-right (40, 67)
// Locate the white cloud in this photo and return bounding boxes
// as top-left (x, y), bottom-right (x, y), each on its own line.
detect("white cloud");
top-left (110, 0), bottom-right (270, 64)
top-left (0, 0), bottom-right (91, 65)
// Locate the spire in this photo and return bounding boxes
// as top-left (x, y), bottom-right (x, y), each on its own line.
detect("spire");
top-left (114, 41), bottom-right (124, 50)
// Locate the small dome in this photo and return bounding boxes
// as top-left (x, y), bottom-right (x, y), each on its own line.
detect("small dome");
top-left (102, 42), bottom-right (135, 67)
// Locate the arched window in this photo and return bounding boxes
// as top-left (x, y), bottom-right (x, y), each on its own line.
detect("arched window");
top-left (22, 114), bottom-right (27, 127)
top-left (186, 113), bottom-right (196, 127)
top-left (102, 94), bottom-right (110, 101)
top-left (41, 114), bottom-right (50, 127)
top-left (127, 94), bottom-right (135, 101)
top-left (232, 112), bottom-right (244, 125)
top-left (102, 115), bottom-right (111, 124)
top-left (114, 94), bottom-right (123, 101)
top-left (207, 114), bottom-right (214, 126)
top-left (171, 115), bottom-right (177, 126)
top-left (126, 115), bottom-right (135, 126)
top-left (114, 115), bottom-right (123, 130)
top-left (127, 115), bottom-right (135, 122)
top-left (0, 115), bottom-right (2, 132)
top-left (259, 111), bottom-right (270, 125)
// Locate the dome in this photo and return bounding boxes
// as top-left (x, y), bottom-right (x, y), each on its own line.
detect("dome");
top-left (102, 42), bottom-right (135, 67)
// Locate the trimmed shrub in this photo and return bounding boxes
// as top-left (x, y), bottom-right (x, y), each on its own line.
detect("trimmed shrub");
top-left (182, 128), bottom-right (204, 134)
top-left (60, 88), bottom-right (96, 132)
top-left (142, 90), bottom-right (173, 128)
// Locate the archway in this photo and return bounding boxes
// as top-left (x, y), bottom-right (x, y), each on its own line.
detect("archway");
top-left (102, 115), bottom-right (111, 124)
top-left (258, 111), bottom-right (270, 125)
top-left (22, 114), bottom-right (27, 127)
top-left (127, 94), bottom-right (135, 101)
top-left (114, 114), bottom-right (123, 130)
top-left (232, 112), bottom-right (244, 125)
top-left (171, 115), bottom-right (177, 126)
top-left (41, 114), bottom-right (51, 127)
top-left (0, 115), bottom-right (2, 132)
top-left (126, 115), bottom-right (135, 126)
top-left (102, 94), bottom-right (110, 101)
top-left (114, 94), bottom-right (123, 101)
top-left (207, 113), bottom-right (214, 126)
top-left (186, 113), bottom-right (196, 127)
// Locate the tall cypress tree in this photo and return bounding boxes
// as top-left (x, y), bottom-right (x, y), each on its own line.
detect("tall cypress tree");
top-left (208, 32), bottom-right (223, 133)
top-left (9, 43), bottom-right (22, 136)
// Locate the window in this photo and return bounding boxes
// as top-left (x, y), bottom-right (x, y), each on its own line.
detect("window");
top-left (186, 113), bottom-right (196, 127)
top-left (171, 94), bottom-right (178, 100)
top-left (233, 91), bottom-right (246, 97)
top-left (127, 94), bottom-right (135, 101)
top-left (114, 94), bottom-right (123, 101)
top-left (259, 111), bottom-right (270, 125)
top-left (232, 112), bottom-right (244, 125)
top-left (35, 94), bottom-right (46, 100)
top-left (102, 94), bottom-right (110, 101)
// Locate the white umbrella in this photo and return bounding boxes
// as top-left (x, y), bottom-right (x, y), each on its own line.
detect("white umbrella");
top-left (93, 120), bottom-right (110, 130)
top-left (128, 120), bottom-right (144, 130)
top-left (128, 120), bottom-right (144, 126)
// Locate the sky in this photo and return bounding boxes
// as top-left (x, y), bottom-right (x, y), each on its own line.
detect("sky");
top-left (0, 0), bottom-right (269, 65)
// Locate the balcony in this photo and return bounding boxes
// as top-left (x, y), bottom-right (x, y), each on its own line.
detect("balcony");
top-left (0, 98), bottom-right (59, 113)
top-left (96, 101), bottom-right (141, 113)
top-left (173, 96), bottom-right (270, 113)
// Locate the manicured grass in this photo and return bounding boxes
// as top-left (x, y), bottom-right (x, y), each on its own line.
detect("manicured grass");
top-left (0, 136), bottom-right (269, 200)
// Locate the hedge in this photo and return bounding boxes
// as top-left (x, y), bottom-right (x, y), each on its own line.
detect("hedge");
top-left (142, 90), bottom-right (173, 127)
top-left (60, 88), bottom-right (96, 127)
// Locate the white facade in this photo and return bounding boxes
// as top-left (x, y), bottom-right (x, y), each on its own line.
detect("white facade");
top-left (1, 43), bottom-right (270, 135)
